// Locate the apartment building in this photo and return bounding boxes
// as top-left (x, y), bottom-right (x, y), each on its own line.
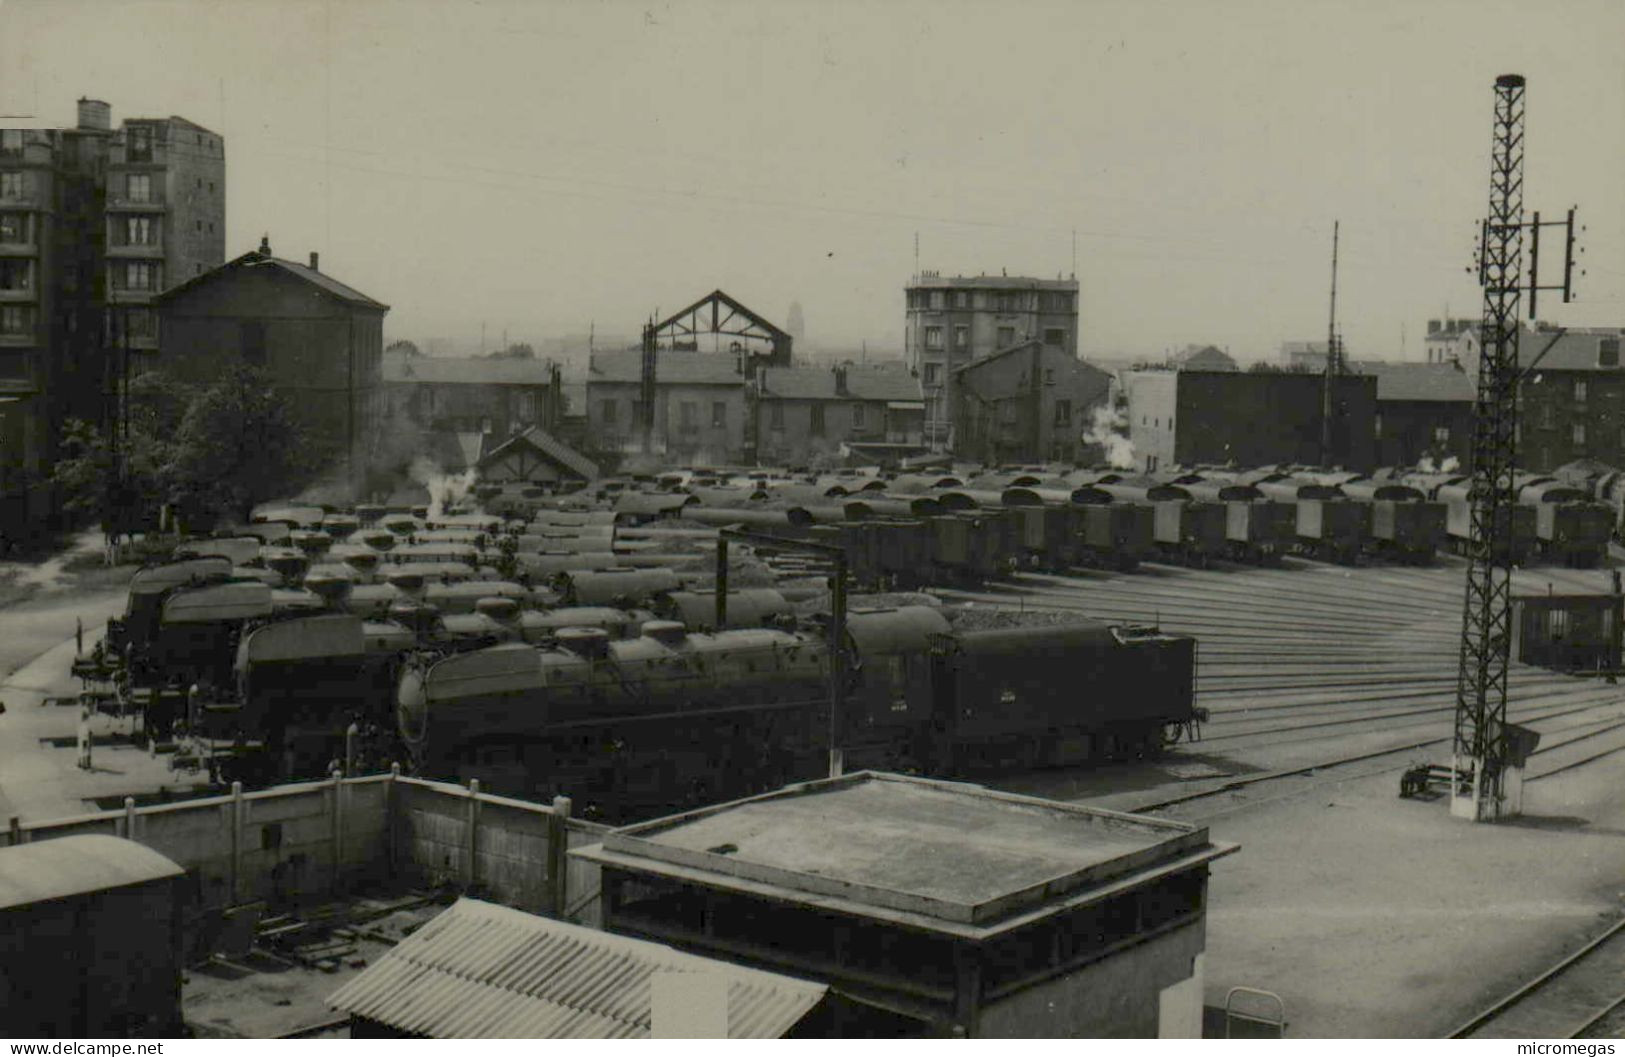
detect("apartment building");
top-left (0, 99), bottom-right (224, 539)
top-left (903, 272), bottom-right (1079, 448)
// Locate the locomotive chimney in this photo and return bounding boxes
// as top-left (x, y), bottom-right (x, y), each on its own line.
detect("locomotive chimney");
top-left (308, 251), bottom-right (319, 272)
top-left (555, 626), bottom-right (611, 660)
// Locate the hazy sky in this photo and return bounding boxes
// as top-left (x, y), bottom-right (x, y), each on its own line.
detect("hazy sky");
top-left (4, 0), bottom-right (1624, 360)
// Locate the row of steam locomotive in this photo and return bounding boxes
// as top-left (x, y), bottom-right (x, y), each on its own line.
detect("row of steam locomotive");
top-left (74, 505), bottom-right (1202, 821)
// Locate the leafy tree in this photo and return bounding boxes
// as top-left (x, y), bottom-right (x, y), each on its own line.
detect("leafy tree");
top-left (51, 372), bottom-right (194, 532)
top-left (487, 342), bottom-right (535, 360)
top-left (166, 365), bottom-right (316, 524)
top-left (385, 339), bottom-right (421, 357)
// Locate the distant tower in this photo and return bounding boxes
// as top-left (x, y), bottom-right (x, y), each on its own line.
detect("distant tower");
top-left (786, 301), bottom-right (806, 347)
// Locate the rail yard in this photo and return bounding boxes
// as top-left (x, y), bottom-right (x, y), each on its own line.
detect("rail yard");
top-left (3, 460), bottom-right (1625, 1037)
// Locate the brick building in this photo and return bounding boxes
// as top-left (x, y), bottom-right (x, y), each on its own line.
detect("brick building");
top-left (153, 240), bottom-right (387, 483)
top-left (904, 273), bottom-right (1079, 448)
top-left (753, 363), bottom-right (923, 466)
top-left (952, 339), bottom-right (1112, 464)
top-left (0, 99), bottom-right (224, 538)
top-left (1126, 368), bottom-right (1378, 473)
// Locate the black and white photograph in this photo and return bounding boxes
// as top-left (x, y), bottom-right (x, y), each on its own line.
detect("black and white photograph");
top-left (1, 0), bottom-right (1624, 1043)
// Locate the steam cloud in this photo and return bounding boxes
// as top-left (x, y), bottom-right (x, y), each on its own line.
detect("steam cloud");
top-left (411, 457), bottom-right (478, 519)
top-left (1083, 405), bottom-right (1136, 470)
top-left (1417, 455), bottom-right (1461, 474)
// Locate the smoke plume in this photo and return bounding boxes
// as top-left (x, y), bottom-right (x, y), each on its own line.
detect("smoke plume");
top-left (411, 457), bottom-right (477, 519)
top-left (1083, 405), bottom-right (1136, 470)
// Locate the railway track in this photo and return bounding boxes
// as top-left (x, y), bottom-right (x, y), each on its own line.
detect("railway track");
top-left (939, 554), bottom-right (1625, 814)
top-left (1452, 916), bottom-right (1625, 1038)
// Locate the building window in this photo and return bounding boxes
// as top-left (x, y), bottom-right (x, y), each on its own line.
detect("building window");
top-left (0, 213), bottom-right (27, 242)
top-left (1549, 608), bottom-right (1572, 640)
top-left (240, 320), bottom-right (267, 366)
top-left (852, 403), bottom-right (865, 428)
top-left (1540, 404), bottom-right (1555, 429)
top-left (924, 326), bottom-right (943, 350)
top-left (711, 401), bottom-right (726, 428)
top-left (0, 130), bottom-right (23, 155)
top-left (1045, 369), bottom-right (1055, 385)
top-left (1054, 399), bottom-right (1072, 427)
top-left (1574, 379), bottom-right (1588, 403)
top-left (1601, 338), bottom-right (1621, 368)
top-left (126, 216), bottom-right (155, 246)
top-left (679, 401), bottom-right (696, 432)
top-left (481, 417), bottom-right (492, 434)
top-left (126, 173), bottom-right (152, 202)
top-left (951, 291), bottom-right (967, 309)
top-left (770, 403), bottom-right (784, 430)
top-left (997, 326), bottom-right (1015, 347)
top-left (0, 172), bottom-right (26, 201)
top-left (1573, 423), bottom-right (1586, 447)
top-left (128, 126), bottom-right (153, 162)
top-left (1374, 413), bottom-right (1383, 439)
top-left (0, 259), bottom-right (30, 291)
top-left (1433, 425), bottom-right (1450, 446)
top-left (600, 400), bottom-right (617, 424)
top-left (1044, 328), bottom-right (1066, 347)
top-left (953, 325), bottom-right (968, 349)
top-left (923, 363), bottom-right (941, 385)
top-left (811, 404), bottom-right (825, 436)
top-left (928, 291), bottom-right (944, 310)
top-left (0, 304), bottom-right (30, 336)
top-left (123, 261), bottom-right (159, 291)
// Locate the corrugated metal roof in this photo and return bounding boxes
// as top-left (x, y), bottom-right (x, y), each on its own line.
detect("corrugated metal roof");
top-left (327, 898), bottom-right (826, 1038)
top-left (0, 835), bottom-right (184, 910)
top-left (589, 349), bottom-right (745, 386)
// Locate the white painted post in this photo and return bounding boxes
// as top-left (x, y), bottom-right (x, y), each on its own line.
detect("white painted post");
top-left (465, 779), bottom-right (481, 889)
top-left (123, 796), bottom-right (137, 841)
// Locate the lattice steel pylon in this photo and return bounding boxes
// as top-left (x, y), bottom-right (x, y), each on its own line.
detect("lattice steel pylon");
top-left (1452, 74), bottom-right (1527, 821)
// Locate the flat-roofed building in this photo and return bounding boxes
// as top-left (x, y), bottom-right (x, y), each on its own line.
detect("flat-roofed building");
top-left (575, 771), bottom-right (1237, 1038)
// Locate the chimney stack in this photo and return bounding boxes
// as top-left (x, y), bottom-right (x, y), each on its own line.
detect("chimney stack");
top-left (76, 98), bottom-right (111, 132)
top-left (258, 234), bottom-right (272, 255)
top-left (833, 364), bottom-right (849, 396)
top-left (309, 251), bottom-right (319, 272)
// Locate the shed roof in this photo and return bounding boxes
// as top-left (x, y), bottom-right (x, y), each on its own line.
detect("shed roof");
top-left (757, 366), bottom-right (923, 402)
top-left (576, 771), bottom-right (1235, 938)
top-left (477, 425), bottom-right (600, 482)
top-left (0, 835), bottom-right (183, 910)
top-left (155, 250), bottom-right (388, 310)
top-left (589, 350), bottom-right (745, 386)
top-left (326, 898), bottom-right (826, 1038)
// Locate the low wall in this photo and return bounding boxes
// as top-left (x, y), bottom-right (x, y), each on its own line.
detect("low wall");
top-left (1, 767), bottom-right (612, 929)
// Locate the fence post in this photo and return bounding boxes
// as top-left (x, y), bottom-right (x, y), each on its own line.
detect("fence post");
top-left (123, 796), bottom-right (137, 841)
top-left (549, 795), bottom-right (573, 918)
top-left (465, 779), bottom-right (481, 890)
top-left (331, 770), bottom-right (345, 896)
top-left (229, 781), bottom-right (244, 905)
top-left (387, 763), bottom-right (400, 876)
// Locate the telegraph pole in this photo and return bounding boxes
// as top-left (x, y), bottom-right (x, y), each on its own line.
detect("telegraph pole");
top-left (1452, 73), bottom-right (1580, 822)
top-left (1320, 221), bottom-right (1341, 467)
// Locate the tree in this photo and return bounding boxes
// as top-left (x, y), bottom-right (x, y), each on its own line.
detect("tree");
top-left (166, 365), bottom-right (316, 523)
top-left (51, 371), bottom-right (194, 533)
top-left (487, 342), bottom-right (535, 360)
top-left (385, 339), bottom-right (421, 357)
